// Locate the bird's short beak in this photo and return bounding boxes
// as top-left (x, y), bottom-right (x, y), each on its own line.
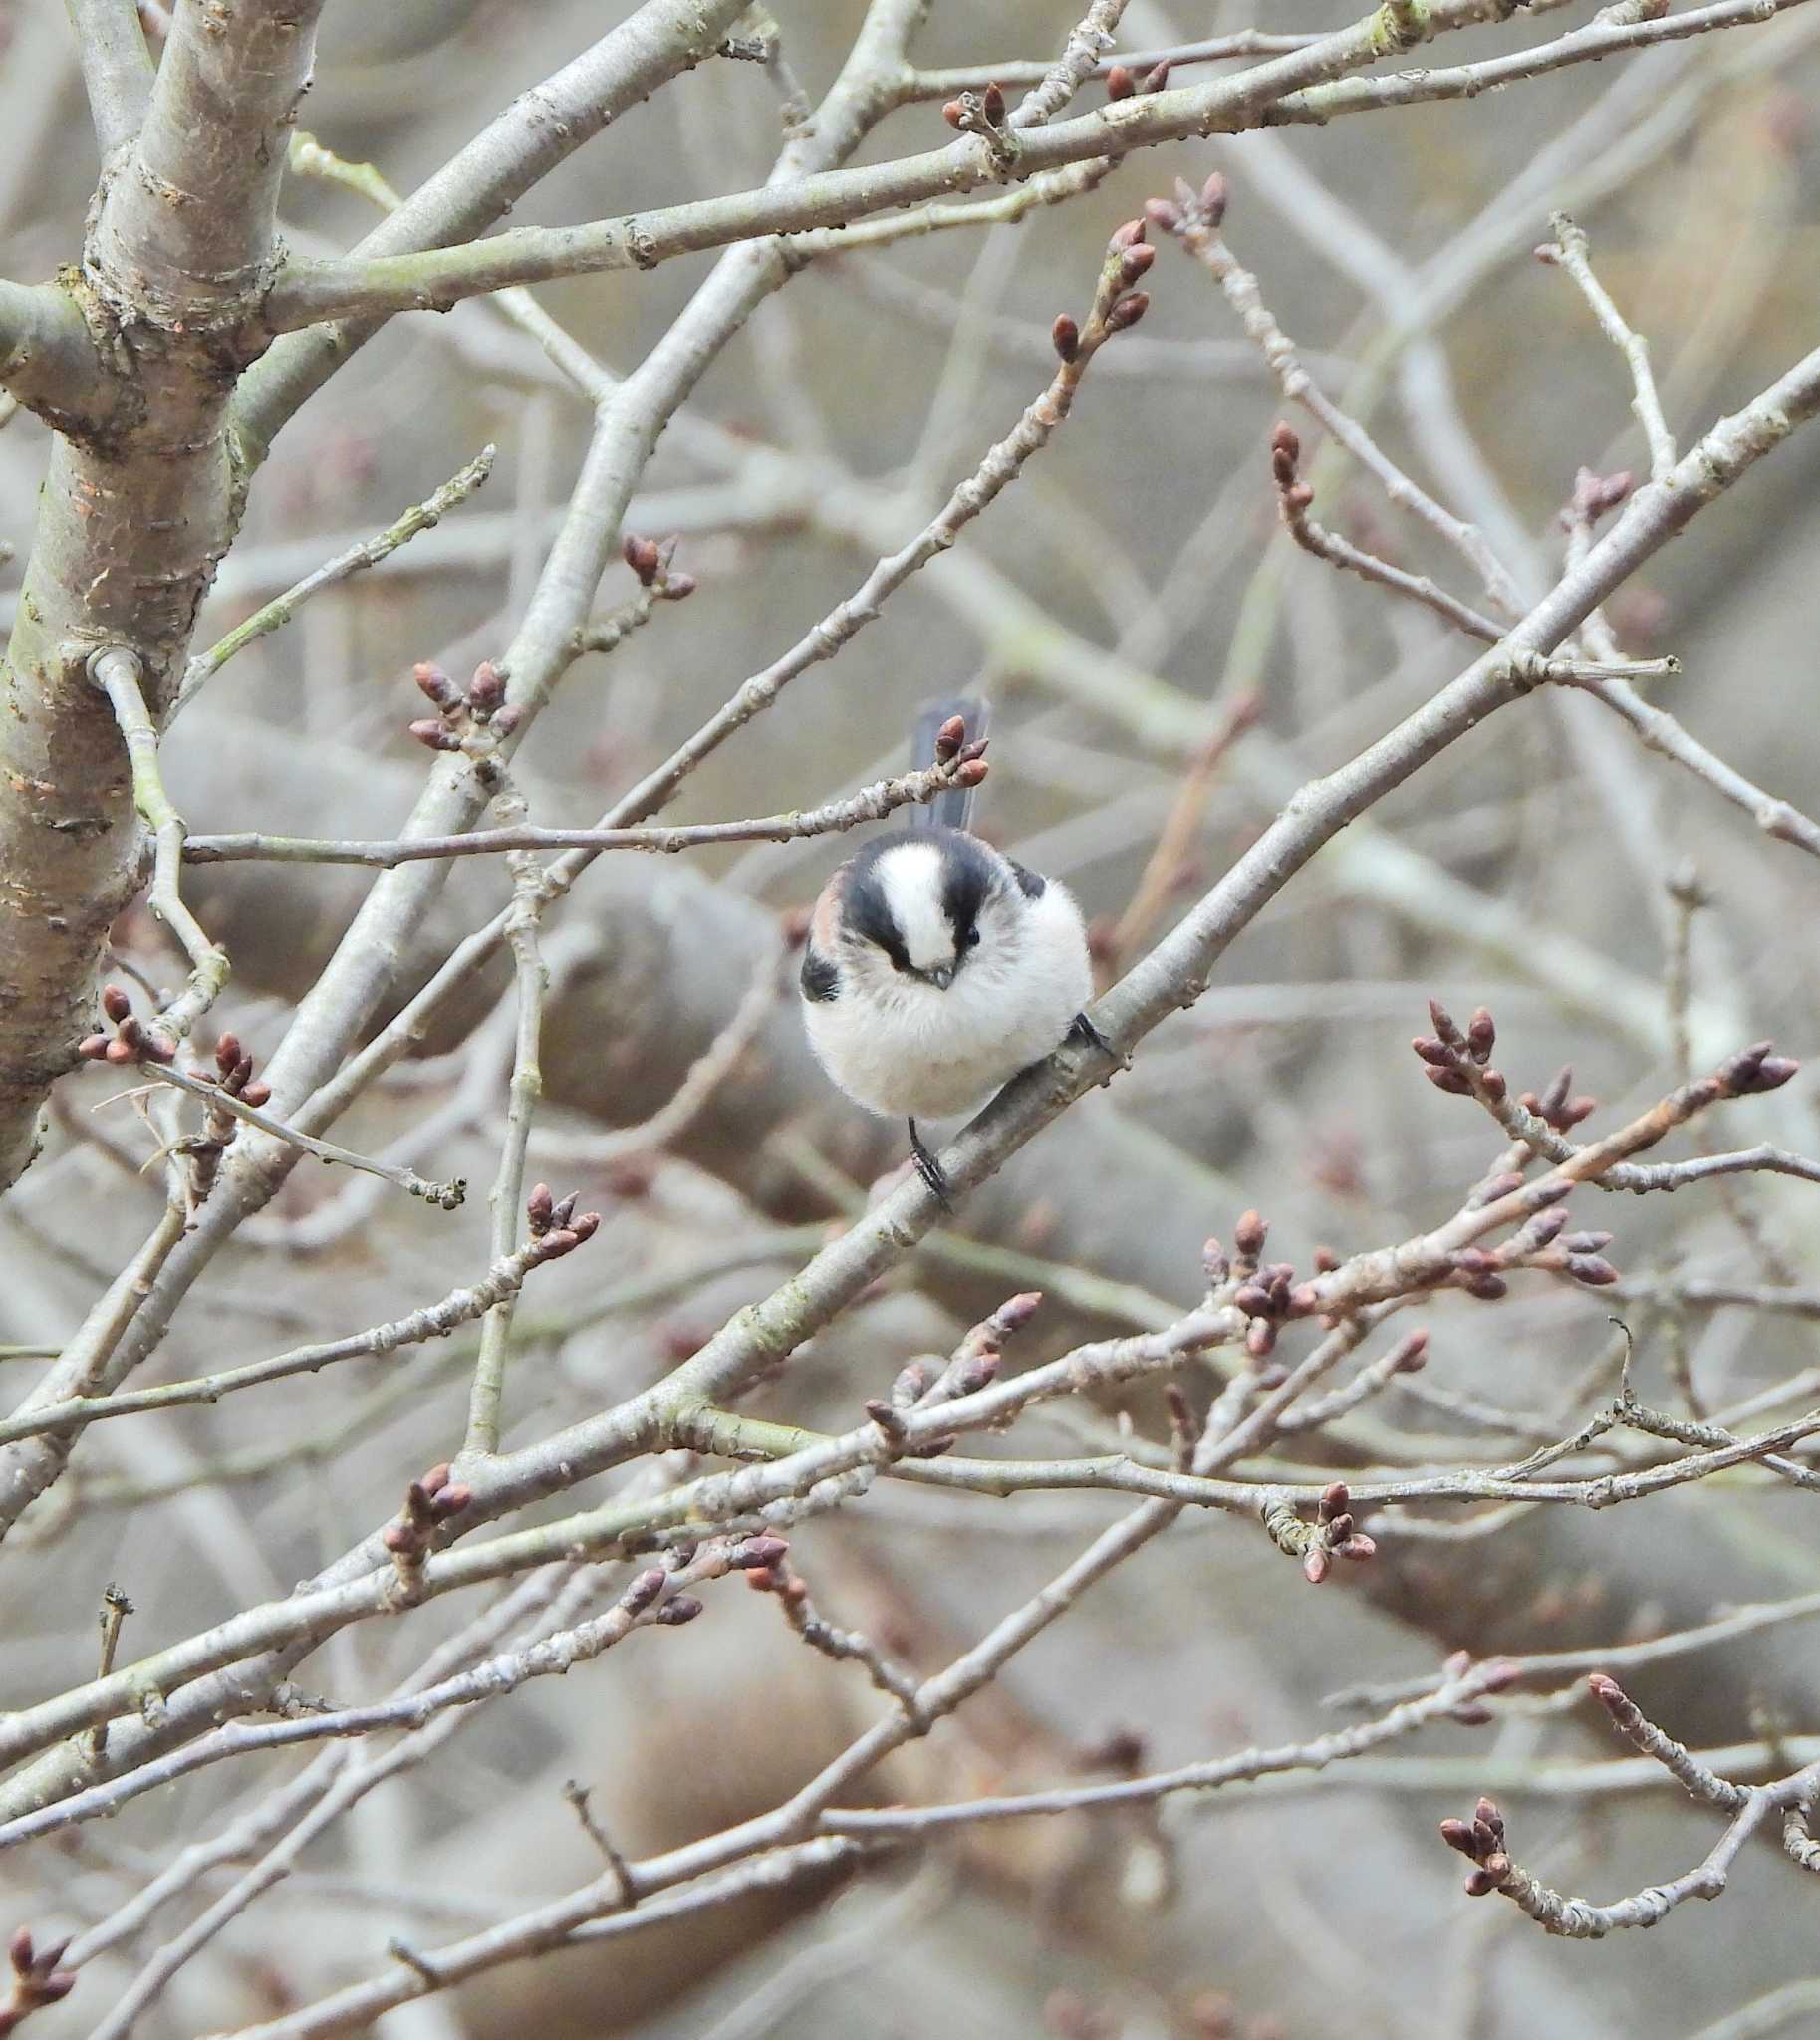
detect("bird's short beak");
top-left (926, 966), bottom-right (954, 991)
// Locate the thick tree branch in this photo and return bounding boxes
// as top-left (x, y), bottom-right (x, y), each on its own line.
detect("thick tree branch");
top-left (255, 0), bottom-right (1800, 334)
top-left (229, 0), bottom-right (754, 465)
top-left (0, 0), bottom-right (330, 1193)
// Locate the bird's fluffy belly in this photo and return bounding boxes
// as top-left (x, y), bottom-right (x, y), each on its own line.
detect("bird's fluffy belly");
top-left (806, 950), bottom-right (1084, 1120)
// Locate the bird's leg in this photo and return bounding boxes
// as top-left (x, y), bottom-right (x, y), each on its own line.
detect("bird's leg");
top-left (907, 1119), bottom-right (952, 1210)
top-left (1067, 1010), bottom-right (1115, 1059)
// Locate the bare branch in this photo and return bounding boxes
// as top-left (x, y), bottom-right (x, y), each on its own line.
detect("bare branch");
top-left (256, 0), bottom-right (1788, 333)
top-left (65, 0), bottom-right (153, 158)
top-left (179, 751), bottom-right (996, 868)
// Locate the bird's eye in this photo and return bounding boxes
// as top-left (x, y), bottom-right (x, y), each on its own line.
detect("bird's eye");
top-left (962, 926), bottom-right (981, 949)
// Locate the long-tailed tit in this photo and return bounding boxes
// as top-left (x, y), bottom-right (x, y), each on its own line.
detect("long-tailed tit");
top-left (798, 705), bottom-right (1103, 1205)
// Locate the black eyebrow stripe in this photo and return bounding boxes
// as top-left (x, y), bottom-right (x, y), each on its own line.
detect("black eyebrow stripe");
top-left (937, 830), bottom-right (996, 934)
top-left (843, 850), bottom-right (910, 969)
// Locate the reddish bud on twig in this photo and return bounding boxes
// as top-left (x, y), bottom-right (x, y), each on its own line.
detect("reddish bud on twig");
top-left (622, 533), bottom-right (662, 585)
top-left (1104, 291), bottom-right (1150, 333)
top-left (467, 661), bottom-right (504, 714)
top-left (1234, 1210), bottom-right (1267, 1258)
top-left (102, 985), bottom-right (132, 1024)
top-left (1423, 1065), bottom-right (1472, 1096)
top-left (1467, 1008), bottom-right (1496, 1063)
top-left (1109, 218), bottom-right (1147, 253)
top-left (982, 81), bottom-right (1005, 124)
top-left (1567, 1256), bottom-right (1620, 1287)
top-left (1118, 243), bottom-right (1156, 287)
top-left (1105, 63), bottom-right (1135, 100)
top-left (413, 662), bottom-right (457, 707)
top-left (1199, 171), bottom-right (1227, 226)
top-left (622, 1569), bottom-right (667, 1617)
top-left (1141, 60), bottom-right (1170, 93)
top-left (1144, 196), bottom-right (1182, 233)
top-left (1303, 1549), bottom-right (1330, 1585)
top-left (527, 1183), bottom-right (555, 1235)
top-left (1389, 1328), bottom-right (1430, 1374)
top-left (408, 718), bottom-right (460, 752)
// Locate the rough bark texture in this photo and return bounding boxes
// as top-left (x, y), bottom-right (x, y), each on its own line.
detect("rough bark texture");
top-left (0, 0), bottom-right (327, 1189)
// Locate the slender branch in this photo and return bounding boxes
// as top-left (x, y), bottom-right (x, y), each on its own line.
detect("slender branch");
top-left (1326, 1588), bottom-right (1820, 1710)
top-left (137, 1063), bottom-right (466, 1209)
top-left (173, 446), bottom-right (497, 718)
top-left (1556, 666), bottom-right (1820, 861)
top-left (1162, 177), bottom-right (1520, 610)
top-left (1440, 1678), bottom-right (1820, 1937)
top-left (232, 0), bottom-right (756, 459)
top-left (0, 1228), bottom-right (587, 1449)
top-left (898, 33), bottom-right (1331, 100)
top-left (89, 648), bottom-right (228, 1047)
top-left (1266, 0), bottom-right (1802, 127)
top-left (1539, 211), bottom-right (1677, 481)
top-left (180, 752), bottom-right (996, 868)
top-left (255, 0), bottom-right (1785, 334)
top-left (65, 0), bottom-right (153, 157)
top-left (461, 759), bottom-right (553, 1461)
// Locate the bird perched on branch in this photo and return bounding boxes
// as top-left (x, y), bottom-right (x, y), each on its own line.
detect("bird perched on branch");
top-left (798, 703), bottom-right (1104, 1206)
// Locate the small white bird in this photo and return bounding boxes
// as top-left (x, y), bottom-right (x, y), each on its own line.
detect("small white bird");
top-left (799, 706), bottom-right (1102, 1204)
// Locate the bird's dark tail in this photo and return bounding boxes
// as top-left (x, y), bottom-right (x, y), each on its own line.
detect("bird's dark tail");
top-left (909, 696), bottom-right (989, 833)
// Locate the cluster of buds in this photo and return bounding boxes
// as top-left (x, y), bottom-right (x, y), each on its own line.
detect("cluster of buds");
top-left (77, 983), bottom-right (174, 1068)
top-left (1050, 218), bottom-right (1155, 370)
top-left (1438, 1795), bottom-right (1514, 1897)
top-left (1438, 1648), bottom-right (1522, 1727)
top-left (861, 1394), bottom-right (935, 1460)
top-left (928, 710), bottom-right (991, 790)
top-left (1141, 167), bottom-right (1228, 241)
top-left (204, 1031), bottom-right (271, 1111)
top-left (621, 530), bottom-right (696, 601)
top-left (730, 1536), bottom-right (796, 1600)
top-left (0, 1928), bottom-right (74, 2035)
top-left (1560, 464), bottom-right (1634, 532)
top-left (1415, 1001), bottom-right (1607, 1150)
top-left (616, 1564), bottom-right (708, 1630)
top-left (382, 1462), bottom-right (472, 1592)
top-left (1104, 56), bottom-right (1172, 99)
top-left (408, 657), bottom-right (520, 757)
top-left (1411, 999), bottom-right (1509, 1103)
top-left (940, 79), bottom-right (1015, 161)
top-left (181, 1030), bottom-right (274, 1203)
top-left (1206, 1211), bottom-right (1299, 1365)
top-left (889, 1290), bottom-right (1042, 1418)
top-left (524, 1181), bottom-right (603, 1265)
top-left (1261, 1482), bottom-right (1376, 1586)
top-left (1714, 1039), bottom-right (1801, 1098)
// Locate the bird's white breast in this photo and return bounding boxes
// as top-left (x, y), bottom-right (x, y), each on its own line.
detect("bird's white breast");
top-left (805, 877), bottom-right (1092, 1121)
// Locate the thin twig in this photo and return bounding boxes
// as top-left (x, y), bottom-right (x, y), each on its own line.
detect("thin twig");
top-left (180, 752), bottom-right (994, 868)
top-left (1539, 212), bottom-right (1677, 482)
top-left (174, 446), bottom-right (496, 717)
top-left (90, 647), bottom-right (230, 1046)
